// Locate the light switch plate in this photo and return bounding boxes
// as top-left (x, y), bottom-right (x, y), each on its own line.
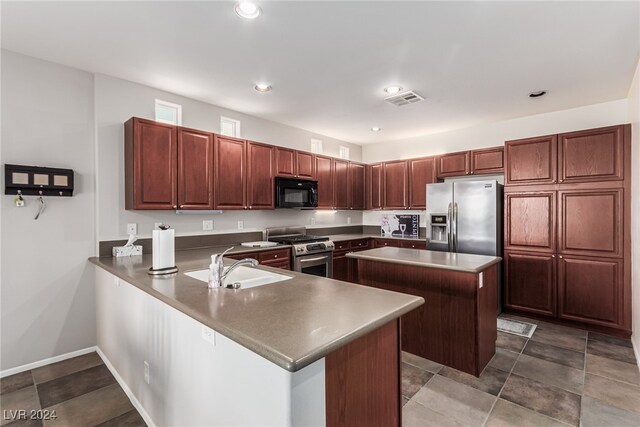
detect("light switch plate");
top-left (237, 221), bottom-right (244, 230)
top-left (127, 223), bottom-right (137, 235)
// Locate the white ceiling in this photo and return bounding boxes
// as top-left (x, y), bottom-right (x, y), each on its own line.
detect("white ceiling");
top-left (2, 1), bottom-right (639, 144)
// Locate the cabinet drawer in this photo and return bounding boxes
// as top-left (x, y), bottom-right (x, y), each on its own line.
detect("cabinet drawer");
top-left (258, 248), bottom-right (291, 262)
top-left (373, 239), bottom-right (402, 248)
top-left (401, 240), bottom-right (426, 250)
top-left (334, 241), bottom-right (351, 251)
top-left (262, 258), bottom-right (291, 270)
top-left (349, 239), bottom-right (370, 250)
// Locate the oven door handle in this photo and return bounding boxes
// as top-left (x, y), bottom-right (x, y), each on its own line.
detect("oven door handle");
top-left (299, 256), bottom-right (329, 263)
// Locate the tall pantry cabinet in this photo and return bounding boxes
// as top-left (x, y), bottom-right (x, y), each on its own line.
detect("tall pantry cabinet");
top-left (503, 124), bottom-right (631, 336)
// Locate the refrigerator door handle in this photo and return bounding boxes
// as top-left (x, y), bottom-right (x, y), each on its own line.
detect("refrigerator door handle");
top-left (453, 202), bottom-right (459, 252)
top-left (447, 202), bottom-right (453, 251)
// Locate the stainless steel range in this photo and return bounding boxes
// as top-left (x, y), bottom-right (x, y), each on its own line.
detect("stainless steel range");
top-left (266, 227), bottom-right (335, 278)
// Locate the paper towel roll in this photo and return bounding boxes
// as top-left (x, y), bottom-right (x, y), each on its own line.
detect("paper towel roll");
top-left (152, 228), bottom-right (175, 270)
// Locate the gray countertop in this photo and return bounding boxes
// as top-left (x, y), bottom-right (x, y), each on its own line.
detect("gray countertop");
top-left (89, 246), bottom-right (424, 373)
top-left (346, 247), bottom-right (501, 273)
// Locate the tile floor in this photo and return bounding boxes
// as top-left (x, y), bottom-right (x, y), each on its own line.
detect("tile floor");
top-left (0, 352), bottom-right (145, 427)
top-left (402, 315), bottom-right (640, 427)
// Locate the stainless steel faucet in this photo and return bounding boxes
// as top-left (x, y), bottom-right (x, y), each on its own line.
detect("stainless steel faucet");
top-left (208, 247), bottom-right (259, 289)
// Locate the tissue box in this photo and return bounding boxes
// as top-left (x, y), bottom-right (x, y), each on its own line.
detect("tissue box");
top-left (112, 245), bottom-right (143, 257)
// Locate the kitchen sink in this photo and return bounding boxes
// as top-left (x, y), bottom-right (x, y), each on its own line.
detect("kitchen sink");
top-left (184, 266), bottom-right (292, 289)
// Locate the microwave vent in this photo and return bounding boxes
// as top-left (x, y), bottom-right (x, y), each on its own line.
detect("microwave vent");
top-left (384, 90), bottom-right (424, 107)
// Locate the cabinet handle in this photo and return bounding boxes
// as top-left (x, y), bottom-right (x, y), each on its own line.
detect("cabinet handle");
top-left (173, 205), bottom-right (177, 209)
top-left (274, 255), bottom-right (278, 258)
top-left (179, 205), bottom-right (184, 208)
top-left (470, 171), bottom-right (474, 175)
top-left (551, 255), bottom-right (555, 258)
top-left (559, 255), bottom-right (563, 259)
top-left (249, 206), bottom-right (253, 209)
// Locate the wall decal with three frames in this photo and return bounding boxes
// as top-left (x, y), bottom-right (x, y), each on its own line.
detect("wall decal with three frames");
top-left (4, 164), bottom-right (75, 220)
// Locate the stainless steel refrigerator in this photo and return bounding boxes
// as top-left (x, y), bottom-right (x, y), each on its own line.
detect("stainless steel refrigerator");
top-left (426, 180), bottom-right (503, 310)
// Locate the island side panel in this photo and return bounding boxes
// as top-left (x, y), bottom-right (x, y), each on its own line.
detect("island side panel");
top-left (325, 319), bottom-right (401, 427)
top-left (355, 260), bottom-right (495, 376)
top-left (477, 264), bottom-right (498, 373)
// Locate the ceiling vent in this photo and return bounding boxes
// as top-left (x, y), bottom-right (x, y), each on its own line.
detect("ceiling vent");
top-left (384, 90), bottom-right (424, 107)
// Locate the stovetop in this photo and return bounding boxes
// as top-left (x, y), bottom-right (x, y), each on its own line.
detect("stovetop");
top-left (267, 234), bottom-right (330, 245)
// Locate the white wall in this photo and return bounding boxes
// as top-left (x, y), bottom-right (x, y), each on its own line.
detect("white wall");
top-left (362, 99), bottom-right (629, 163)
top-left (628, 59), bottom-right (640, 357)
top-left (94, 74), bottom-right (362, 240)
top-left (0, 51), bottom-right (97, 370)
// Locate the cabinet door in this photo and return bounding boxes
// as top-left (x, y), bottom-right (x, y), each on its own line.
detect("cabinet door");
top-left (296, 152), bottom-right (315, 179)
top-left (408, 157), bottom-right (436, 209)
top-left (333, 159), bottom-right (349, 209)
top-left (333, 251), bottom-right (350, 281)
top-left (437, 151), bottom-right (470, 178)
top-left (373, 239), bottom-right (402, 248)
top-left (558, 189), bottom-right (623, 258)
top-left (558, 256), bottom-right (622, 327)
top-left (126, 118), bottom-right (177, 210)
top-left (315, 155), bottom-right (334, 209)
top-left (558, 125), bottom-right (624, 184)
top-left (177, 128), bottom-right (214, 210)
top-left (214, 135), bottom-right (246, 209)
top-left (504, 192), bottom-right (556, 253)
top-left (348, 162), bottom-right (365, 210)
top-left (504, 251), bottom-right (556, 316)
top-left (383, 160), bottom-right (408, 209)
top-left (505, 135), bottom-right (557, 185)
top-left (275, 147), bottom-right (295, 177)
top-left (471, 147), bottom-right (504, 175)
top-left (246, 141), bottom-right (275, 209)
top-left (367, 163), bottom-right (383, 210)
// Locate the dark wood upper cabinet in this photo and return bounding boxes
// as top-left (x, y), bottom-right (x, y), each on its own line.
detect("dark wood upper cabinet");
top-left (437, 151), bottom-right (470, 178)
top-left (383, 160), bottom-right (408, 209)
top-left (348, 162), bottom-right (365, 210)
top-left (504, 251), bottom-right (556, 316)
top-left (315, 155), bottom-right (334, 209)
top-left (408, 157), bottom-right (436, 209)
top-left (296, 151), bottom-right (315, 179)
top-left (558, 189), bottom-right (623, 259)
top-left (333, 159), bottom-right (349, 209)
top-left (558, 125), bottom-right (625, 184)
top-left (177, 128), bottom-right (214, 210)
top-left (471, 147), bottom-right (504, 175)
top-left (214, 135), bottom-right (246, 210)
top-left (125, 118), bottom-right (177, 210)
top-left (367, 163), bottom-right (383, 210)
top-left (558, 256), bottom-right (622, 327)
top-left (504, 191), bottom-right (556, 253)
top-left (246, 141), bottom-right (275, 209)
top-left (275, 147), bottom-right (295, 177)
top-left (505, 135), bottom-right (557, 185)
top-left (275, 147), bottom-right (315, 179)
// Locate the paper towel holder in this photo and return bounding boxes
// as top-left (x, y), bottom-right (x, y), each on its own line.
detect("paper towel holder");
top-left (148, 266), bottom-right (179, 276)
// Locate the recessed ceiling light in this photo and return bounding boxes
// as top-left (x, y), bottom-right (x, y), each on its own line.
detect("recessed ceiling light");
top-left (529, 90), bottom-right (547, 98)
top-left (371, 127), bottom-right (381, 132)
top-left (254, 83), bottom-right (272, 92)
top-left (384, 86), bottom-right (403, 95)
top-left (235, 2), bottom-right (261, 19)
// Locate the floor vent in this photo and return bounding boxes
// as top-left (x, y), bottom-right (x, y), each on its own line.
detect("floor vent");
top-left (384, 90), bottom-right (424, 107)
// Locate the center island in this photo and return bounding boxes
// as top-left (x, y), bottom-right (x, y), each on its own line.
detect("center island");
top-left (89, 246), bottom-right (423, 427)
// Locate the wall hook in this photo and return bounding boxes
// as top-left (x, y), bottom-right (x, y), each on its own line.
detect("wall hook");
top-left (34, 191), bottom-right (46, 220)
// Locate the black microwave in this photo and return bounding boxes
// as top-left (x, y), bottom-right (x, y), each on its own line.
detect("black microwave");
top-left (275, 177), bottom-right (318, 209)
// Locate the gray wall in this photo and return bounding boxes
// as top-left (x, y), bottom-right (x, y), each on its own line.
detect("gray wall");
top-left (628, 59), bottom-right (640, 357)
top-left (1, 51), bottom-right (97, 370)
top-left (94, 74), bottom-right (362, 241)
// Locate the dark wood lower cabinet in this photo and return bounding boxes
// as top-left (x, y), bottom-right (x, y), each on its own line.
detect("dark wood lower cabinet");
top-left (354, 259), bottom-right (497, 376)
top-left (504, 251), bottom-right (556, 316)
top-left (326, 320), bottom-right (400, 427)
top-left (558, 255), bottom-right (623, 327)
top-left (333, 251), bottom-right (350, 282)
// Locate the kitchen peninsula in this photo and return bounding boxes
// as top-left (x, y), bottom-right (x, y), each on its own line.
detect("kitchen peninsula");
top-left (348, 247), bottom-right (501, 376)
top-left (90, 247), bottom-right (423, 427)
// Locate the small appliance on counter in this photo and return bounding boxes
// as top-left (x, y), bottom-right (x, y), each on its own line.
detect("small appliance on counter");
top-left (266, 226), bottom-right (334, 278)
top-left (148, 224), bottom-right (178, 275)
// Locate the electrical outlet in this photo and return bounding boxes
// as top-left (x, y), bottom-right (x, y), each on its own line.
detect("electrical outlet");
top-left (347, 217), bottom-right (352, 225)
top-left (311, 217), bottom-right (316, 226)
top-left (479, 272), bottom-right (484, 288)
top-left (127, 223), bottom-right (137, 235)
top-left (237, 221), bottom-right (244, 230)
top-left (201, 326), bottom-right (216, 346)
top-left (144, 361), bottom-right (150, 384)
top-left (203, 220), bottom-right (213, 231)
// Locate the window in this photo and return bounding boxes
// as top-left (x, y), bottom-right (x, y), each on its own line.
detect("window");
top-left (310, 138), bottom-right (323, 154)
top-left (154, 99), bottom-right (182, 125)
top-left (339, 146), bottom-right (350, 160)
top-left (220, 116), bottom-right (241, 137)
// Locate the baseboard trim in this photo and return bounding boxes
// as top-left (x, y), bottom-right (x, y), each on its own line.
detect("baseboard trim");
top-left (96, 347), bottom-right (156, 427)
top-left (632, 336), bottom-right (640, 371)
top-left (0, 346), bottom-right (97, 378)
